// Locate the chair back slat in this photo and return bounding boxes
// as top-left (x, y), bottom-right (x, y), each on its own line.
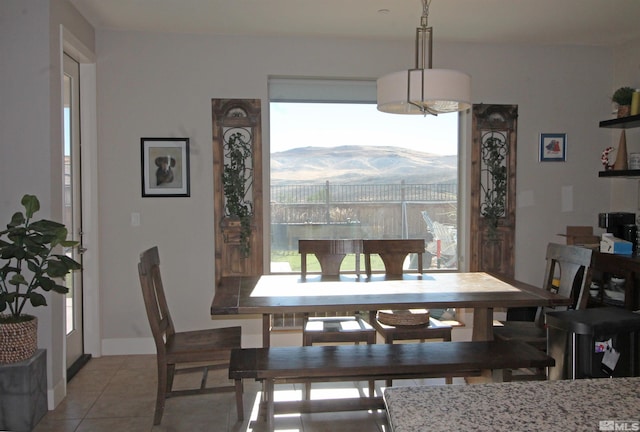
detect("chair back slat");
top-left (138, 246), bottom-right (176, 355)
top-left (363, 239), bottom-right (425, 276)
top-left (534, 243), bottom-right (593, 326)
top-left (299, 239), bottom-right (362, 278)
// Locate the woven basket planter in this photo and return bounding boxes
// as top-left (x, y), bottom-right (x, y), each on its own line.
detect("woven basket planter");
top-left (377, 309), bottom-right (430, 327)
top-left (0, 315), bottom-right (38, 364)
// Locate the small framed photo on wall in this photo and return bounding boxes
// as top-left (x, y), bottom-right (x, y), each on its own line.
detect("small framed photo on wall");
top-left (539, 133), bottom-right (567, 162)
top-left (141, 137), bottom-right (190, 197)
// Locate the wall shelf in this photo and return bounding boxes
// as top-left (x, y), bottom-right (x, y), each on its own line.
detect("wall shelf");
top-left (599, 114), bottom-right (640, 129)
top-left (599, 114), bottom-right (640, 177)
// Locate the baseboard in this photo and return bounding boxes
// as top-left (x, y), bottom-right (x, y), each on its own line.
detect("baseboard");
top-left (101, 337), bottom-right (155, 355)
top-left (49, 372), bottom-right (66, 410)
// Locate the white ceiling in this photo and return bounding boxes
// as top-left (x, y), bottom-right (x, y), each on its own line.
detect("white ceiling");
top-left (70, 0), bottom-right (640, 47)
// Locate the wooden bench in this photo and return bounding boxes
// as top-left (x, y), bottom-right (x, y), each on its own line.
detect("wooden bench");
top-left (229, 340), bottom-right (555, 429)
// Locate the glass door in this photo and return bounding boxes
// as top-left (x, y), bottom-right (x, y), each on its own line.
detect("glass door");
top-left (63, 53), bottom-right (85, 371)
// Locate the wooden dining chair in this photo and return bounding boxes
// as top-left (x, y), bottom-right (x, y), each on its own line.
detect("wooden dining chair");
top-left (493, 242), bottom-right (593, 380)
top-left (363, 238), bottom-right (425, 277)
top-left (298, 239), bottom-right (376, 398)
top-left (300, 238), bottom-right (363, 279)
top-left (138, 246), bottom-right (244, 424)
top-left (363, 238), bottom-right (454, 385)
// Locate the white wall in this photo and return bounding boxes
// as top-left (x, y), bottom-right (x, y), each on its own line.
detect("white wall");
top-left (0, 0), bottom-right (95, 408)
top-left (95, 29), bottom-right (614, 351)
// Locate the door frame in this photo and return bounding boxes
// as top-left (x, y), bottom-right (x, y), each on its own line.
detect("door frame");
top-left (63, 52), bottom-right (84, 371)
top-left (61, 26), bottom-right (101, 358)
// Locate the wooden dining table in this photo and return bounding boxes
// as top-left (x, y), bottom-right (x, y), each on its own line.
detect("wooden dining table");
top-left (211, 272), bottom-right (573, 347)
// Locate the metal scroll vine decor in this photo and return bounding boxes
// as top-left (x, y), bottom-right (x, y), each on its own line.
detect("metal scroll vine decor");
top-left (222, 126), bottom-right (254, 257)
top-left (480, 130), bottom-right (508, 238)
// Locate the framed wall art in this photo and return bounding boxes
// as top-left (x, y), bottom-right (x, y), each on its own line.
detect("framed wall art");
top-left (539, 133), bottom-right (567, 162)
top-left (141, 137), bottom-right (190, 197)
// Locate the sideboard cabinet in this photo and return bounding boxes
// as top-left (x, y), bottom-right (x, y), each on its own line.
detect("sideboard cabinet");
top-left (587, 251), bottom-right (639, 310)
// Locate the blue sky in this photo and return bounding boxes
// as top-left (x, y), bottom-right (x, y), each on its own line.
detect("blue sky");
top-left (269, 102), bottom-right (458, 155)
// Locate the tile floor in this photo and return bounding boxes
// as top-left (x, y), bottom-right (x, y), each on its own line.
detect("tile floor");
top-left (33, 354), bottom-right (458, 432)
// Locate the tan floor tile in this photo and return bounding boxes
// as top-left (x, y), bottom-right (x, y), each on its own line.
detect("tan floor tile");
top-left (66, 369), bottom-right (115, 393)
top-left (45, 391), bottom-right (101, 420)
top-left (75, 417), bottom-right (153, 432)
top-left (154, 411), bottom-right (231, 432)
top-left (122, 354), bottom-right (157, 369)
top-left (80, 355), bottom-right (127, 371)
top-left (302, 410), bottom-right (388, 432)
top-left (247, 414), bottom-right (304, 432)
top-left (85, 393), bottom-right (156, 418)
top-left (170, 367), bottom-right (231, 391)
top-left (34, 354), bottom-right (425, 432)
top-left (163, 392), bottom-right (233, 417)
top-left (32, 418), bottom-right (82, 432)
top-left (102, 367), bottom-right (158, 397)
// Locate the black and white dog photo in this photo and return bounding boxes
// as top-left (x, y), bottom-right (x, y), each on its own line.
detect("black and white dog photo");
top-left (155, 156), bottom-right (176, 186)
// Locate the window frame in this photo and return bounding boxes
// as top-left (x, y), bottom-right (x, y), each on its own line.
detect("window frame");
top-left (267, 77), bottom-right (466, 276)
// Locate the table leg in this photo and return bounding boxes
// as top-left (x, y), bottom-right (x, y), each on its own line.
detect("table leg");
top-left (472, 307), bottom-right (494, 341)
top-left (470, 307), bottom-right (499, 384)
top-left (262, 314), bottom-right (270, 347)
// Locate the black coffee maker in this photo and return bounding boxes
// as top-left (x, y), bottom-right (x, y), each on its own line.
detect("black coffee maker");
top-left (598, 212), bottom-right (637, 251)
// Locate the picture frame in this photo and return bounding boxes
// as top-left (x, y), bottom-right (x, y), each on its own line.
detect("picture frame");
top-left (539, 133), bottom-right (567, 162)
top-left (141, 137), bottom-right (190, 197)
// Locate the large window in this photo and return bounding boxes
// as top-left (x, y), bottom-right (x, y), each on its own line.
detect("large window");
top-left (269, 79), bottom-right (459, 275)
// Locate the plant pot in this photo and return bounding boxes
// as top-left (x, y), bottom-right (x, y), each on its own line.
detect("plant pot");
top-left (617, 105), bottom-right (631, 118)
top-left (0, 315), bottom-right (37, 364)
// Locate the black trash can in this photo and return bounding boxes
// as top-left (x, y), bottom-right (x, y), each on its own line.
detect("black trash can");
top-left (546, 307), bottom-right (640, 380)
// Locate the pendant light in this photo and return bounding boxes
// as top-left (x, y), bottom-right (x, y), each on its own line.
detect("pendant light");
top-left (377, 0), bottom-right (471, 115)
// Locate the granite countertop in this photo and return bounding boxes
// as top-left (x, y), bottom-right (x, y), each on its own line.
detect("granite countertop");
top-left (384, 377), bottom-right (640, 432)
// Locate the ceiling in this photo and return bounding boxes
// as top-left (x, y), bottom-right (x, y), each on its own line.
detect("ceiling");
top-left (69, 0), bottom-right (640, 47)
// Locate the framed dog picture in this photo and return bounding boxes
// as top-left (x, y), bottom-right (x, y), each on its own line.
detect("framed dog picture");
top-left (141, 137), bottom-right (190, 197)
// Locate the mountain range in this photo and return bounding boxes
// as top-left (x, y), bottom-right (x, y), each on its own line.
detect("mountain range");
top-left (271, 145), bottom-right (457, 185)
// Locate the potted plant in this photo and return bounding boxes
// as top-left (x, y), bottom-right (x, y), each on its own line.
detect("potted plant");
top-left (0, 194), bottom-right (81, 364)
top-left (612, 86), bottom-right (634, 118)
top-left (221, 132), bottom-right (253, 257)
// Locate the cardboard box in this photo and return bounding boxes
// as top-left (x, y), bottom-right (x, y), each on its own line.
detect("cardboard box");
top-left (558, 226), bottom-right (600, 246)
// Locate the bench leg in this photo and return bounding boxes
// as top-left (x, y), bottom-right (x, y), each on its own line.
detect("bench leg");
top-left (265, 379), bottom-right (275, 432)
top-left (253, 381), bottom-right (268, 422)
top-left (492, 369), bottom-right (506, 383)
top-left (234, 379), bottom-right (244, 421)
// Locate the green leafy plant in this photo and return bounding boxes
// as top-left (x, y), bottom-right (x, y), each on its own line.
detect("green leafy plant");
top-left (612, 86), bottom-right (634, 106)
top-left (0, 194), bottom-right (81, 323)
top-left (222, 132), bottom-right (253, 257)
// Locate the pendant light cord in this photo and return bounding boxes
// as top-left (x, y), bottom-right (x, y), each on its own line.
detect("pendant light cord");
top-left (421, 0), bottom-right (431, 28)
